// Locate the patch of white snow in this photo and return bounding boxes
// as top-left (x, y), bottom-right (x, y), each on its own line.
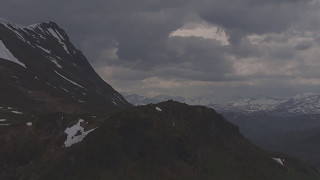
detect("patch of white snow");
top-left (36, 45), bottom-right (51, 54)
top-left (49, 58), bottom-right (62, 68)
top-left (11, 110), bottom-right (23, 114)
top-left (54, 71), bottom-right (84, 89)
top-left (272, 157), bottom-right (284, 166)
top-left (0, 40), bottom-right (26, 68)
top-left (63, 119), bottom-right (97, 147)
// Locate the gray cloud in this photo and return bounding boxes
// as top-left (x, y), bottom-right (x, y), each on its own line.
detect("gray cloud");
top-left (1, 0), bottom-right (320, 102)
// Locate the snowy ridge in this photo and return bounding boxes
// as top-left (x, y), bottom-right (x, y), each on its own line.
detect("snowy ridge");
top-left (209, 94), bottom-right (320, 116)
top-left (123, 93), bottom-right (320, 116)
top-left (0, 19), bottom-right (72, 60)
top-left (210, 97), bottom-right (287, 113)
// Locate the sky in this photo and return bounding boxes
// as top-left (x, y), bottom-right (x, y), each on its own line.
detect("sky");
top-left (1, 0), bottom-right (320, 103)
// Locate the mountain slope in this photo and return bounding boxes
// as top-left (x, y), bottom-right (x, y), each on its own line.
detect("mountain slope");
top-left (254, 127), bottom-right (320, 170)
top-left (0, 19), bottom-right (131, 177)
top-left (222, 112), bottom-right (320, 138)
top-left (0, 19), bottom-right (130, 117)
top-left (20, 101), bottom-right (320, 180)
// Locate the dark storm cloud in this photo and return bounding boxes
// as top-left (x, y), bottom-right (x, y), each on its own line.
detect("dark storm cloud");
top-left (1, 0), bottom-right (320, 101)
top-left (196, 0), bottom-right (311, 45)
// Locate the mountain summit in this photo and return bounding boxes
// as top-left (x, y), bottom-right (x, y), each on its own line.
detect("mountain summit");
top-left (0, 19), bottom-right (130, 116)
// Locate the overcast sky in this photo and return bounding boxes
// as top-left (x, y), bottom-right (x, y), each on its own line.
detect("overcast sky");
top-left (1, 0), bottom-right (320, 103)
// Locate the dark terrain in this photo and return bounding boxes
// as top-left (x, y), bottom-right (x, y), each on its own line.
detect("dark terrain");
top-left (0, 19), bottom-right (319, 180)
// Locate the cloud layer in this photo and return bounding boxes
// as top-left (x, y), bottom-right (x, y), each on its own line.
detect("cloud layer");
top-left (1, 0), bottom-right (320, 102)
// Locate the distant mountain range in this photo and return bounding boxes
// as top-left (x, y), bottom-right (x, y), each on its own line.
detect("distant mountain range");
top-left (122, 92), bottom-right (320, 139)
top-left (122, 93), bottom-right (320, 116)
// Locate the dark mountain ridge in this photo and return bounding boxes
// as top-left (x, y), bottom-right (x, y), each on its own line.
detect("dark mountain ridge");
top-left (0, 19), bottom-right (130, 116)
top-left (20, 101), bottom-right (320, 180)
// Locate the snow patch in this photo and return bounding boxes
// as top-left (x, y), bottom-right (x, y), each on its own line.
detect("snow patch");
top-left (0, 40), bottom-right (26, 68)
top-left (60, 87), bottom-right (70, 93)
top-left (63, 119), bottom-right (96, 147)
top-left (0, 119), bottom-right (7, 122)
top-left (54, 71), bottom-right (84, 89)
top-left (26, 122), bottom-right (32, 126)
top-left (156, 107), bottom-right (162, 112)
top-left (11, 110), bottom-right (23, 114)
top-left (47, 28), bottom-right (70, 54)
top-left (272, 157), bottom-right (284, 166)
top-left (36, 45), bottom-right (51, 54)
top-left (48, 57), bottom-right (62, 68)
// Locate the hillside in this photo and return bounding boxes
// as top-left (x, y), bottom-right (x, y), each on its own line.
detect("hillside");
top-left (254, 127), bottom-right (320, 170)
top-left (19, 101), bottom-right (320, 180)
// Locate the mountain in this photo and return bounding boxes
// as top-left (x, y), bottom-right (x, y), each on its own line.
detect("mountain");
top-left (121, 93), bottom-right (217, 106)
top-left (123, 93), bottom-right (320, 170)
top-left (121, 93), bottom-right (186, 106)
top-left (17, 101), bottom-right (320, 180)
top-left (268, 94), bottom-right (320, 116)
top-left (207, 96), bottom-right (287, 114)
top-left (123, 93), bottom-right (320, 137)
top-left (209, 94), bottom-right (320, 116)
top-left (207, 94), bottom-right (320, 138)
top-left (0, 19), bottom-right (130, 116)
top-left (123, 93), bottom-right (320, 116)
top-left (0, 19), bottom-right (319, 179)
top-left (0, 19), bottom-right (131, 176)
